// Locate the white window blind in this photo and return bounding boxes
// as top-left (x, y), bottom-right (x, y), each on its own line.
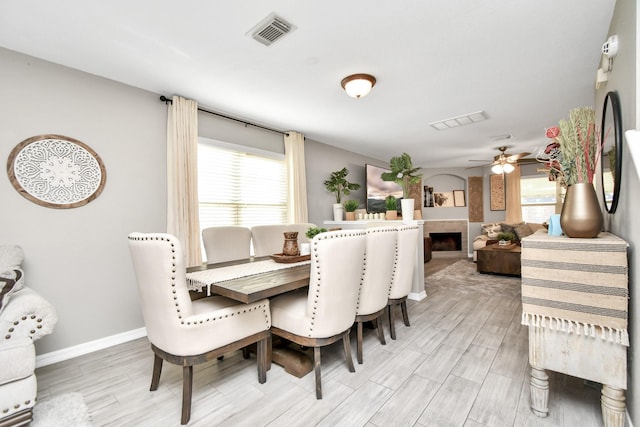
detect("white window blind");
top-left (197, 140), bottom-right (287, 230)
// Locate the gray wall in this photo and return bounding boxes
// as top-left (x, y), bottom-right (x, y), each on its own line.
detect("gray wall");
top-left (594, 0), bottom-right (638, 421)
top-left (0, 47), bottom-right (166, 354)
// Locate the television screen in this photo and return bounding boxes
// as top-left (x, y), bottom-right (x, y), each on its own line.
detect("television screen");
top-left (366, 164), bottom-right (403, 213)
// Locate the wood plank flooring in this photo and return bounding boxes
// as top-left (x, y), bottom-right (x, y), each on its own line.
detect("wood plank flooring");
top-left (35, 258), bottom-right (603, 426)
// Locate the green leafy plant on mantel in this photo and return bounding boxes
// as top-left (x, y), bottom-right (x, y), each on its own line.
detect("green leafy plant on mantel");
top-left (324, 167), bottom-right (361, 204)
top-left (343, 199), bottom-right (359, 212)
top-left (385, 195), bottom-right (397, 211)
top-left (380, 153), bottom-right (423, 198)
top-left (306, 227), bottom-right (328, 240)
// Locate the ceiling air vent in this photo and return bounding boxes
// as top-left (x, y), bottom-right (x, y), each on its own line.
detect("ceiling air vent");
top-left (247, 13), bottom-right (296, 46)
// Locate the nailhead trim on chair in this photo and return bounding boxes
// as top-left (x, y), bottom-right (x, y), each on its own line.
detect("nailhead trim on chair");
top-left (3, 314), bottom-right (43, 340)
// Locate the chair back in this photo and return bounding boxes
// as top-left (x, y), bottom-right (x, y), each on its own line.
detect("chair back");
top-left (306, 229), bottom-right (366, 337)
top-left (388, 225), bottom-right (420, 299)
top-left (202, 226), bottom-right (251, 263)
top-left (357, 226), bottom-right (397, 315)
top-left (128, 233), bottom-right (195, 351)
top-left (251, 223), bottom-right (316, 257)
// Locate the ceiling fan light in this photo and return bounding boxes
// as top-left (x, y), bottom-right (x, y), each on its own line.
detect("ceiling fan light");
top-left (341, 74), bottom-right (376, 98)
top-left (491, 164), bottom-right (504, 174)
top-left (502, 163), bottom-right (515, 173)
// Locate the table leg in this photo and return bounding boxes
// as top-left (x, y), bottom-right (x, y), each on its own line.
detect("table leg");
top-left (530, 366), bottom-right (549, 417)
top-left (601, 385), bottom-right (625, 427)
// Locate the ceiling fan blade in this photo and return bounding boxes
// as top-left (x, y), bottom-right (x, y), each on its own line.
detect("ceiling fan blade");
top-left (506, 152), bottom-right (531, 162)
top-left (465, 164), bottom-right (489, 170)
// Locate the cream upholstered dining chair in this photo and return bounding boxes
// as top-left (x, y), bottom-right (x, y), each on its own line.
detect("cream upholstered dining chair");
top-left (269, 229), bottom-right (366, 399)
top-left (355, 226), bottom-right (397, 364)
top-left (127, 233), bottom-right (271, 425)
top-left (202, 226), bottom-right (252, 264)
top-left (387, 224), bottom-right (420, 340)
top-left (251, 223), bottom-right (315, 257)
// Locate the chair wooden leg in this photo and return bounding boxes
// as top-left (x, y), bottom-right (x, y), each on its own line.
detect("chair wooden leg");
top-left (356, 321), bottom-right (364, 364)
top-left (267, 335), bottom-right (272, 370)
top-left (373, 316), bottom-right (386, 345)
top-left (342, 331), bottom-right (355, 373)
top-left (242, 347), bottom-right (250, 359)
top-left (401, 300), bottom-right (410, 326)
top-left (257, 337), bottom-right (267, 384)
top-left (181, 366), bottom-right (193, 425)
top-left (150, 353), bottom-right (163, 391)
top-left (314, 347), bottom-right (322, 399)
top-left (388, 304), bottom-right (397, 340)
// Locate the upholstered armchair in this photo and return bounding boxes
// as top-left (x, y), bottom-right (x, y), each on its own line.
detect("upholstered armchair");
top-left (127, 233), bottom-right (271, 425)
top-left (0, 245), bottom-right (58, 427)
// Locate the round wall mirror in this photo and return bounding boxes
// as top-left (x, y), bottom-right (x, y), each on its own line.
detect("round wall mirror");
top-left (600, 91), bottom-right (622, 214)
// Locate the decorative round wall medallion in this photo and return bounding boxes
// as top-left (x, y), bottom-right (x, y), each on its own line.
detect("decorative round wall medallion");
top-left (7, 134), bottom-right (107, 209)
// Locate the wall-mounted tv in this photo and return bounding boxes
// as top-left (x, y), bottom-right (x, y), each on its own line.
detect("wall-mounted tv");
top-left (366, 164), bottom-right (404, 213)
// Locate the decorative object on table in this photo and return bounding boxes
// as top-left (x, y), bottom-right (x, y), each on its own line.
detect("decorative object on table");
top-left (433, 191), bottom-right (454, 208)
top-left (423, 186), bottom-right (434, 207)
top-left (323, 167), bottom-right (361, 221)
top-left (496, 231), bottom-right (516, 246)
top-left (453, 190), bottom-right (466, 207)
top-left (600, 91), bottom-right (623, 214)
top-left (299, 242), bottom-right (311, 256)
top-left (381, 152), bottom-right (423, 221)
top-left (7, 134), bottom-right (106, 209)
top-left (385, 195), bottom-right (398, 220)
top-left (547, 214), bottom-right (563, 236)
top-left (490, 174), bottom-right (505, 211)
top-left (305, 227), bottom-right (327, 240)
top-left (343, 199), bottom-right (359, 220)
top-left (282, 231), bottom-right (300, 256)
top-left (540, 107), bottom-right (604, 237)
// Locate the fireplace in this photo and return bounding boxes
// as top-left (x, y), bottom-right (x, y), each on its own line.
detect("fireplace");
top-left (430, 232), bottom-right (462, 251)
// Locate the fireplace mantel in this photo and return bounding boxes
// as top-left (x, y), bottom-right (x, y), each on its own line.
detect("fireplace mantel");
top-left (423, 220), bottom-right (469, 257)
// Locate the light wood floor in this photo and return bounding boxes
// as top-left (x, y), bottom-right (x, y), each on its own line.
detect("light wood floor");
top-left (35, 258), bottom-right (603, 426)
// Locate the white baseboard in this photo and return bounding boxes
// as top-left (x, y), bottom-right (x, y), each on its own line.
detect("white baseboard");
top-left (36, 327), bottom-right (147, 368)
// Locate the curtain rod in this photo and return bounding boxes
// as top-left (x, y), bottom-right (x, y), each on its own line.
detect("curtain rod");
top-left (160, 95), bottom-right (286, 136)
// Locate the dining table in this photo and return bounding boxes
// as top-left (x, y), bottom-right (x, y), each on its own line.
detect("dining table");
top-left (186, 255), bottom-right (314, 377)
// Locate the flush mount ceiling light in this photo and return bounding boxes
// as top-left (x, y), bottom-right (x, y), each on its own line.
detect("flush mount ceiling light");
top-left (341, 74), bottom-right (376, 99)
top-left (429, 111), bottom-right (488, 130)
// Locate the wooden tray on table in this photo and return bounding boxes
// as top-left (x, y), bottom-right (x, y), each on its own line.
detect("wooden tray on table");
top-left (270, 253), bottom-right (311, 263)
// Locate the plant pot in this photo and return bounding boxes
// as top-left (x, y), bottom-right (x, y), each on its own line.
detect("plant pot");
top-left (385, 210), bottom-right (398, 220)
top-left (560, 183), bottom-right (603, 238)
top-left (345, 212), bottom-right (356, 221)
top-left (401, 199), bottom-right (415, 221)
top-left (332, 203), bottom-right (344, 221)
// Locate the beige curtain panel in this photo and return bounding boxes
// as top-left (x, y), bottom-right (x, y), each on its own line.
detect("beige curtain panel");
top-left (505, 164), bottom-right (522, 223)
top-left (284, 131), bottom-right (308, 223)
top-left (167, 95), bottom-right (202, 267)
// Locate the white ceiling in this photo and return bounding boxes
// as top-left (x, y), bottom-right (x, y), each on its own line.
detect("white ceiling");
top-left (0, 1), bottom-right (615, 168)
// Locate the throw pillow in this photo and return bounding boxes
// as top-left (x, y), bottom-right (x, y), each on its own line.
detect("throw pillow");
top-left (513, 223), bottom-right (534, 240)
top-left (481, 222), bottom-right (502, 239)
top-left (0, 269), bottom-right (23, 313)
top-left (501, 222), bottom-right (524, 236)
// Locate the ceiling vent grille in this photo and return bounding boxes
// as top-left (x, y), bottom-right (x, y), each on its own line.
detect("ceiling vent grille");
top-left (248, 13), bottom-right (296, 46)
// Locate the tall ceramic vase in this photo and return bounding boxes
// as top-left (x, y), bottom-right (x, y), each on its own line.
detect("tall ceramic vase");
top-left (560, 182), bottom-right (603, 238)
top-left (401, 199), bottom-right (415, 221)
top-left (333, 203), bottom-right (344, 221)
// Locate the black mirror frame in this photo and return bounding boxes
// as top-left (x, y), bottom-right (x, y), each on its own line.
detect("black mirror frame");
top-left (601, 91), bottom-right (623, 214)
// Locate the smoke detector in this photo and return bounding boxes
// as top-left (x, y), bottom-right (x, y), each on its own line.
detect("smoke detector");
top-left (247, 13), bottom-right (296, 46)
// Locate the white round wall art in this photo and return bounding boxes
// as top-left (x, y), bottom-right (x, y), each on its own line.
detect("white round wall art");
top-left (7, 134), bottom-right (107, 209)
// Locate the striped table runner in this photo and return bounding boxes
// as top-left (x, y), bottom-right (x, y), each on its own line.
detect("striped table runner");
top-left (186, 259), bottom-right (310, 295)
top-left (521, 230), bottom-right (628, 345)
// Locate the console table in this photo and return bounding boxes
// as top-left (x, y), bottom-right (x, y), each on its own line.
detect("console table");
top-left (521, 231), bottom-right (628, 427)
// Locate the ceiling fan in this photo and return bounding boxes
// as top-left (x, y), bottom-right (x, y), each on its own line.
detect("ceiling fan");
top-left (468, 146), bottom-right (533, 173)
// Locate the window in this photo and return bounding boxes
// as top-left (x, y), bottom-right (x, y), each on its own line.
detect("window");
top-left (197, 139), bottom-right (287, 231)
top-left (520, 176), bottom-right (563, 224)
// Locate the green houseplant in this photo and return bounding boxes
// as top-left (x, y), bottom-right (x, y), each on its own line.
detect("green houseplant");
top-left (306, 227), bottom-right (328, 240)
top-left (343, 199), bottom-right (359, 220)
top-left (385, 195), bottom-right (398, 220)
top-left (380, 153), bottom-right (423, 220)
top-left (324, 167), bottom-right (361, 221)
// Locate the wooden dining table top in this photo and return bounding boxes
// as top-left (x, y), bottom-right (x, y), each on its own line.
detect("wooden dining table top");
top-left (186, 256), bottom-right (311, 304)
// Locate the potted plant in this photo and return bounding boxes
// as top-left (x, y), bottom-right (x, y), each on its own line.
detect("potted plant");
top-left (385, 195), bottom-right (398, 220)
top-left (541, 107), bottom-right (603, 237)
top-left (496, 231), bottom-right (516, 245)
top-left (343, 199), bottom-right (359, 220)
top-left (380, 153), bottom-right (423, 220)
top-left (305, 227), bottom-right (328, 240)
top-left (324, 167), bottom-right (361, 221)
